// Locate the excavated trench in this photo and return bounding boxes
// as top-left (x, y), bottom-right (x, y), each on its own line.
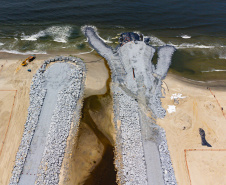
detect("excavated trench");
top-left (64, 60), bottom-right (117, 184)
top-left (82, 95), bottom-right (117, 185)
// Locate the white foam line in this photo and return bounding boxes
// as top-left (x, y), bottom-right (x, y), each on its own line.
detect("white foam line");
top-left (172, 44), bottom-right (215, 49)
top-left (21, 31), bottom-right (46, 41)
top-left (148, 36), bottom-right (166, 46)
top-left (181, 35), bottom-right (191, 39)
top-left (74, 49), bottom-right (94, 55)
top-left (219, 56), bottom-right (226, 59)
top-left (201, 69), bottom-right (226, 73)
top-left (0, 49), bottom-right (47, 55)
top-left (98, 36), bottom-right (113, 43)
top-left (150, 43), bottom-right (226, 49)
top-left (81, 25), bottom-right (112, 43)
top-left (21, 26), bottom-right (72, 43)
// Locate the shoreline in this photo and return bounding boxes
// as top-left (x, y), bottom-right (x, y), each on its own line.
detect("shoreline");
top-left (1, 51), bottom-right (226, 88)
top-left (167, 72), bottom-right (226, 89)
top-left (0, 51), bottom-right (225, 184)
top-left (83, 26), bottom-right (177, 184)
top-left (157, 72), bottom-right (226, 185)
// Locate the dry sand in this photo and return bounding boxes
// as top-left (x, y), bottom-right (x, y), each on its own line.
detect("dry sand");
top-left (0, 52), bottom-right (225, 185)
top-left (186, 151), bottom-right (226, 185)
top-left (157, 74), bottom-right (226, 185)
top-left (0, 91), bottom-right (15, 147)
top-left (0, 58), bottom-right (43, 185)
top-left (0, 52), bottom-right (109, 185)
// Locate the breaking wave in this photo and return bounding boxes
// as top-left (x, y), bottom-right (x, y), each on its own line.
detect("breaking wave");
top-left (0, 42), bottom-right (4, 46)
top-left (201, 69), bottom-right (226, 73)
top-left (21, 26), bottom-right (72, 43)
top-left (74, 49), bottom-right (94, 55)
top-left (148, 36), bottom-right (166, 46)
top-left (99, 37), bottom-right (113, 43)
top-left (142, 35), bottom-right (218, 49)
top-left (81, 25), bottom-right (113, 43)
top-left (181, 35), bottom-right (191, 39)
top-left (219, 54), bottom-right (226, 59)
top-left (144, 35), bottom-right (222, 49)
top-left (0, 49), bottom-right (47, 55)
top-left (171, 43), bottom-right (216, 49)
top-left (21, 31), bottom-right (46, 41)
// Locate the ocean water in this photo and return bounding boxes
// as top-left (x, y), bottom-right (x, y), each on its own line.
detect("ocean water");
top-left (0, 0), bottom-right (225, 81)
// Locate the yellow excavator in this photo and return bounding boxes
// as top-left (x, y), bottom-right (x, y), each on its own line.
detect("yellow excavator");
top-left (21, 55), bottom-right (36, 66)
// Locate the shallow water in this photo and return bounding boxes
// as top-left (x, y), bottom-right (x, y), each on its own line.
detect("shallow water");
top-left (0, 0), bottom-right (225, 81)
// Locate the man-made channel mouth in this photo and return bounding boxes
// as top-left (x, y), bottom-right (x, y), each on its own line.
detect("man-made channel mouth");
top-left (82, 95), bottom-right (117, 185)
top-left (66, 92), bottom-right (117, 185)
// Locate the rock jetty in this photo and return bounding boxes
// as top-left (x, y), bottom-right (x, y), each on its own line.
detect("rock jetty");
top-left (10, 57), bottom-right (86, 185)
top-left (83, 25), bottom-right (177, 185)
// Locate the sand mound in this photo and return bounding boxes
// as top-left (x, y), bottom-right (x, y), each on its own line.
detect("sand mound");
top-left (174, 112), bottom-right (192, 130)
top-left (204, 101), bottom-right (216, 110)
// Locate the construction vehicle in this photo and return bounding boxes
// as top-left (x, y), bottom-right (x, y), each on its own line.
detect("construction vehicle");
top-left (21, 55), bottom-right (36, 66)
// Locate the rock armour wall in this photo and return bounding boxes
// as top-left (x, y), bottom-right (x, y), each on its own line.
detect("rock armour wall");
top-left (113, 85), bottom-right (148, 185)
top-left (10, 57), bottom-right (86, 185)
top-left (83, 25), bottom-right (177, 185)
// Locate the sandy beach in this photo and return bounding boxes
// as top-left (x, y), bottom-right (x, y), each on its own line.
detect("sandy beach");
top-left (157, 74), bottom-right (226, 185)
top-left (0, 52), bottom-right (225, 185)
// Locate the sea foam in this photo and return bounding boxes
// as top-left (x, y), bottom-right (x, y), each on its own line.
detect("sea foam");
top-left (82, 25), bottom-right (113, 43)
top-left (21, 31), bottom-right (46, 41)
top-left (201, 69), bottom-right (226, 73)
top-left (171, 43), bottom-right (215, 49)
top-left (181, 35), bottom-right (191, 39)
top-left (0, 49), bottom-right (47, 55)
top-left (219, 54), bottom-right (226, 59)
top-left (21, 26), bottom-right (72, 43)
top-left (149, 36), bottom-right (166, 46)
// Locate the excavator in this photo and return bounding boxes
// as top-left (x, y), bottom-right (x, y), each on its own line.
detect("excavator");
top-left (21, 55), bottom-right (36, 66)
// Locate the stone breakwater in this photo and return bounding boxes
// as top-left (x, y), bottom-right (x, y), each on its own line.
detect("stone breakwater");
top-left (10, 57), bottom-right (86, 185)
top-left (83, 25), bottom-right (177, 185)
top-left (36, 67), bottom-right (84, 184)
top-left (113, 85), bottom-right (148, 184)
top-left (158, 129), bottom-right (177, 185)
top-left (113, 85), bottom-right (177, 185)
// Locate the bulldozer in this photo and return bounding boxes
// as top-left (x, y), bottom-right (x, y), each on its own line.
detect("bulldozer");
top-left (21, 55), bottom-right (36, 66)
